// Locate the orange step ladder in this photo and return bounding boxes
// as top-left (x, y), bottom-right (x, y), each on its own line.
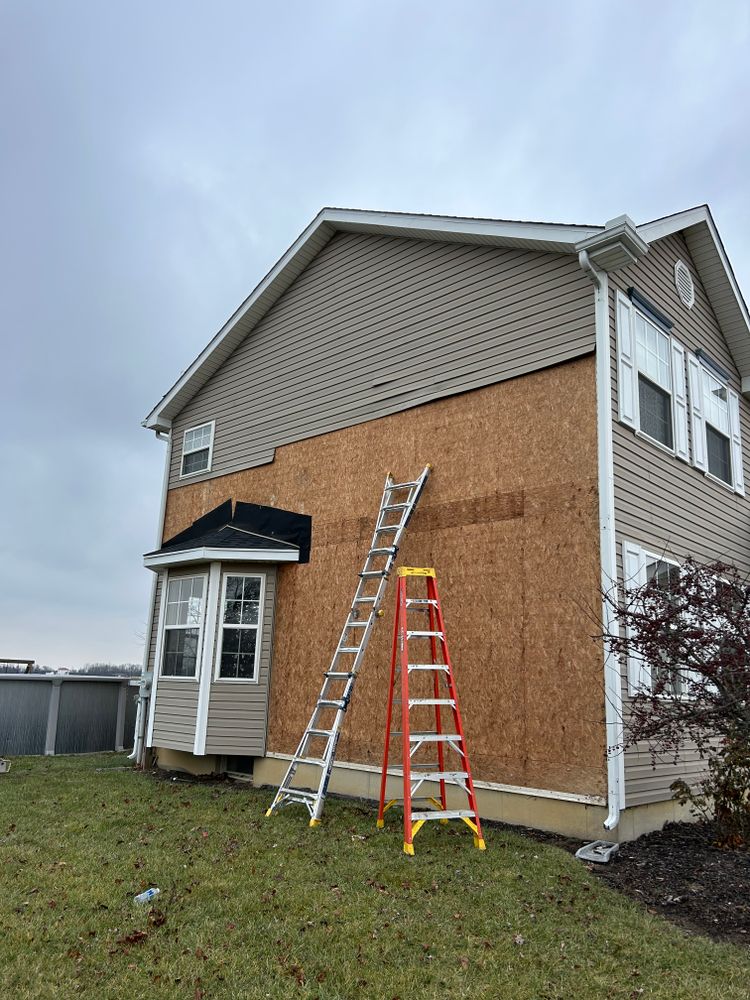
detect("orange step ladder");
top-left (377, 567), bottom-right (486, 855)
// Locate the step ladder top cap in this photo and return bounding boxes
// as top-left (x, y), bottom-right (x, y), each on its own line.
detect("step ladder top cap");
top-left (398, 567), bottom-right (436, 577)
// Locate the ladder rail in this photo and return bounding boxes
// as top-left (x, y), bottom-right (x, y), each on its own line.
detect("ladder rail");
top-left (266, 465), bottom-right (431, 824)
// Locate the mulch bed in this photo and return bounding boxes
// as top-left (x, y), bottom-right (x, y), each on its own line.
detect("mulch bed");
top-left (591, 821), bottom-right (749, 946)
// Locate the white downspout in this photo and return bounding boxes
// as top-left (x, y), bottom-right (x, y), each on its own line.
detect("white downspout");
top-left (129, 431), bottom-right (173, 764)
top-left (578, 249), bottom-right (624, 833)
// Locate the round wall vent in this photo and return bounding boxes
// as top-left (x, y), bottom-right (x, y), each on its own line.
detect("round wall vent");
top-left (674, 259), bottom-right (695, 309)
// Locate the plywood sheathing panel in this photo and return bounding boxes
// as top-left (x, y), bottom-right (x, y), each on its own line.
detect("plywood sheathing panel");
top-left (163, 357), bottom-right (606, 796)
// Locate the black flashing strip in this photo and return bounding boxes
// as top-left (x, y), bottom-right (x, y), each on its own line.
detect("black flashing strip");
top-left (164, 500), bottom-right (234, 547)
top-left (627, 287), bottom-right (673, 331)
top-left (695, 348), bottom-right (731, 384)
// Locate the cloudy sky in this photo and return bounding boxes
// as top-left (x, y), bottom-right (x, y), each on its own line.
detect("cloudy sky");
top-left (2, 1), bottom-right (749, 669)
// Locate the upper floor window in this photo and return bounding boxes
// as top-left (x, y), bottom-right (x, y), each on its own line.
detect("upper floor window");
top-left (634, 311), bottom-right (674, 450)
top-left (161, 575), bottom-right (205, 677)
top-left (617, 292), bottom-right (688, 459)
top-left (687, 356), bottom-right (744, 495)
top-left (181, 422), bottom-right (215, 477)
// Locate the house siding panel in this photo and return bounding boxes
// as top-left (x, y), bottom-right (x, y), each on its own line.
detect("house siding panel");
top-left (167, 232), bottom-right (595, 488)
top-left (204, 565), bottom-right (277, 756)
top-left (609, 232), bottom-right (750, 807)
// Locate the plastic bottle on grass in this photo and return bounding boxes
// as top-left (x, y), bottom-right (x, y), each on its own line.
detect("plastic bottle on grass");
top-left (134, 887), bottom-right (160, 905)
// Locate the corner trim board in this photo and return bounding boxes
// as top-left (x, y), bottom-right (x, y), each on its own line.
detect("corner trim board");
top-left (194, 561), bottom-right (222, 755)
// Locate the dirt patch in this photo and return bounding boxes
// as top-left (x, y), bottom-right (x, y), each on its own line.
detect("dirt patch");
top-left (590, 821), bottom-right (749, 946)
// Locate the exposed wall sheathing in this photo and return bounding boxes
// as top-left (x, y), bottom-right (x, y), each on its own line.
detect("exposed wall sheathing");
top-left (163, 357), bottom-right (606, 797)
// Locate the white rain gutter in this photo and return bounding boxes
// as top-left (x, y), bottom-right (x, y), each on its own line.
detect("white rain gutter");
top-left (578, 249), bottom-right (625, 832)
top-left (129, 431), bottom-right (173, 765)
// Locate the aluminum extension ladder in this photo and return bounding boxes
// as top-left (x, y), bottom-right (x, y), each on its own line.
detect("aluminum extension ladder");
top-left (377, 567), bottom-right (485, 855)
top-left (266, 465), bottom-right (431, 826)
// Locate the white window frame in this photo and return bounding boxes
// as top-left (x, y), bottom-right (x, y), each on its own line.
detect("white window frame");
top-left (616, 292), bottom-right (689, 462)
top-left (159, 572), bottom-right (209, 681)
top-left (179, 421), bottom-right (215, 479)
top-left (687, 356), bottom-right (744, 495)
top-left (622, 541), bottom-right (693, 699)
top-left (214, 572), bottom-right (266, 684)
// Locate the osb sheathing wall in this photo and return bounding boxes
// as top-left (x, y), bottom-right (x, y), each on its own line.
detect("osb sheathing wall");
top-left (163, 356), bottom-right (606, 797)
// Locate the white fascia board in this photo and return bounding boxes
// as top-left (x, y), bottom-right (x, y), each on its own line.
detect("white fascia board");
top-left (323, 207), bottom-right (601, 249)
top-left (142, 208), bottom-right (602, 431)
top-left (636, 205), bottom-right (710, 243)
top-left (143, 547), bottom-right (300, 570)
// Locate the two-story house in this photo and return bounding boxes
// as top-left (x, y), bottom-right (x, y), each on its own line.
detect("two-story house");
top-left (133, 205), bottom-right (750, 842)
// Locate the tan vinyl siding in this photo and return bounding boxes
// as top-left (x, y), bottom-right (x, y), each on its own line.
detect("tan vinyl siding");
top-left (610, 231), bottom-right (750, 807)
top-left (150, 569), bottom-right (203, 753)
top-left (204, 565), bottom-right (277, 756)
top-left (168, 232), bottom-right (594, 486)
top-left (146, 572), bottom-right (163, 673)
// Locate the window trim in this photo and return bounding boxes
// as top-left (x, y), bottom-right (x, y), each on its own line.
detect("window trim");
top-left (159, 571), bottom-right (209, 682)
top-left (617, 291), bottom-right (689, 461)
top-left (689, 355), bottom-right (744, 495)
top-left (179, 421), bottom-right (216, 479)
top-left (213, 572), bottom-right (266, 684)
top-left (622, 541), bottom-right (693, 700)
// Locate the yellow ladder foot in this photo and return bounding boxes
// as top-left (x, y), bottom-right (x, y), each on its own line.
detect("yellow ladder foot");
top-left (376, 819), bottom-right (385, 828)
top-left (309, 818), bottom-right (321, 828)
top-left (403, 842), bottom-right (415, 856)
top-left (474, 836), bottom-right (486, 850)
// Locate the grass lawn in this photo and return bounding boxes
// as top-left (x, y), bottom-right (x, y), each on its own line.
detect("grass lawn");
top-left (0, 755), bottom-right (748, 999)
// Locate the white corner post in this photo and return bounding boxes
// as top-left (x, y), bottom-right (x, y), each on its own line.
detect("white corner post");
top-left (194, 561), bottom-right (222, 756)
top-left (135, 432), bottom-right (173, 763)
top-left (115, 681), bottom-right (128, 751)
top-left (578, 248), bottom-right (625, 833)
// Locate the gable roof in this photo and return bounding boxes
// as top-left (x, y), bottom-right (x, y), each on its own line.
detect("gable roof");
top-left (143, 205), bottom-right (750, 431)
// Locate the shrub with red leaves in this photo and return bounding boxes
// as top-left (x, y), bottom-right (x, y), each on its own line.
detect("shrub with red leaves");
top-left (603, 557), bottom-right (750, 848)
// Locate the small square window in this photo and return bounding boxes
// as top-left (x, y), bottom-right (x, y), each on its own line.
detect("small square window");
top-left (181, 422), bottom-right (214, 477)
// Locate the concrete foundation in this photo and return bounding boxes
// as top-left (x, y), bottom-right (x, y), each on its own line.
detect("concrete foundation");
top-left (152, 746), bottom-right (691, 843)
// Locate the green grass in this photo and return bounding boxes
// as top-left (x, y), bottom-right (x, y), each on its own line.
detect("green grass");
top-left (0, 755), bottom-right (747, 999)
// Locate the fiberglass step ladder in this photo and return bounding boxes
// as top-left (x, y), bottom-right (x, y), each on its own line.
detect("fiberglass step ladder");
top-left (377, 567), bottom-right (485, 855)
top-left (265, 465), bottom-right (431, 826)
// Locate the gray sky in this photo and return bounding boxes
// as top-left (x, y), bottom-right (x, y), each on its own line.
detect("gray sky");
top-left (2, 1), bottom-right (749, 669)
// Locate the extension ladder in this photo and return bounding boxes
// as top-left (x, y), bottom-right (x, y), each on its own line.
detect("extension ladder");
top-left (266, 466), bottom-right (432, 826)
top-left (377, 567), bottom-right (485, 855)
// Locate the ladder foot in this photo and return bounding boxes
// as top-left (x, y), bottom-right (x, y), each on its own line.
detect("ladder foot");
top-left (474, 836), bottom-right (486, 850)
top-left (265, 808), bottom-right (274, 818)
top-left (403, 842), bottom-right (415, 856)
top-left (309, 818), bottom-right (322, 828)
top-left (376, 818), bottom-right (385, 828)
top-left (439, 818), bottom-right (449, 825)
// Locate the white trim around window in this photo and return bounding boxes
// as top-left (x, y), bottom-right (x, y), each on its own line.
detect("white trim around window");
top-left (687, 354), bottom-right (744, 495)
top-left (616, 292), bottom-right (689, 460)
top-left (622, 541), bottom-right (682, 697)
top-left (214, 572), bottom-right (266, 683)
top-left (158, 572), bottom-right (209, 681)
top-left (179, 421), bottom-right (215, 478)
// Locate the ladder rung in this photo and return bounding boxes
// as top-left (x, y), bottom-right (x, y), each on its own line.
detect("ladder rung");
top-left (408, 698), bottom-right (455, 706)
top-left (359, 570), bottom-right (388, 578)
top-left (409, 733), bottom-right (462, 742)
top-left (410, 771), bottom-right (468, 782)
top-left (405, 599), bottom-right (438, 606)
top-left (337, 646), bottom-right (362, 654)
top-left (406, 631), bottom-right (444, 639)
top-left (375, 524), bottom-right (400, 532)
top-left (410, 809), bottom-right (475, 821)
top-left (282, 789), bottom-right (316, 800)
top-left (345, 621), bottom-right (368, 628)
top-left (407, 664), bottom-right (449, 672)
top-left (382, 503), bottom-right (410, 511)
top-left (317, 699), bottom-right (347, 709)
top-left (387, 481), bottom-right (420, 489)
top-left (306, 728), bottom-right (333, 737)
top-left (296, 757), bottom-right (326, 767)
top-left (353, 596), bottom-right (377, 602)
top-left (325, 671), bottom-right (353, 678)
top-left (368, 547), bottom-right (397, 555)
